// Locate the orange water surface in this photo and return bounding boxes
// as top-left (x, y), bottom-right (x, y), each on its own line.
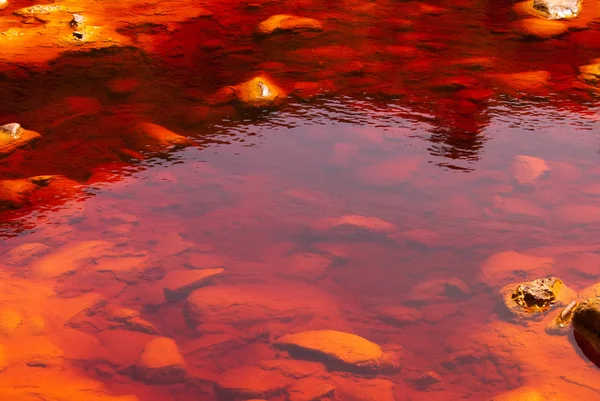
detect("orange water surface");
top-left (1, 0), bottom-right (600, 400)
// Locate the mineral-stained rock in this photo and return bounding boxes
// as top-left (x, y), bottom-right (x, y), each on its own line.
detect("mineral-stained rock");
top-left (579, 63), bottom-right (600, 87)
top-left (286, 377), bottom-right (335, 401)
top-left (572, 298), bottom-right (600, 360)
top-left (134, 337), bottom-right (186, 384)
top-left (532, 0), bottom-right (581, 19)
top-left (0, 308), bottom-right (23, 336)
top-left (0, 0), bottom-right (7, 11)
top-left (502, 277), bottom-right (575, 321)
top-left (257, 359), bottom-right (324, 379)
top-left (215, 75), bottom-right (286, 108)
top-left (546, 300), bottom-right (578, 335)
top-left (0, 179), bottom-right (38, 210)
top-left (494, 71), bottom-right (551, 93)
top-left (374, 305), bottom-right (423, 326)
top-left (214, 365), bottom-right (290, 398)
top-left (488, 386), bottom-right (546, 400)
top-left (256, 14), bottom-right (324, 35)
top-left (127, 122), bottom-right (193, 152)
top-left (163, 267), bottom-right (224, 301)
top-left (273, 330), bottom-right (399, 372)
top-left (311, 215), bottom-right (397, 235)
top-left (515, 18), bottom-right (568, 39)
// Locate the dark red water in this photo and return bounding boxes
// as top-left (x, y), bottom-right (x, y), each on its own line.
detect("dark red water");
top-left (1, 0), bottom-right (600, 400)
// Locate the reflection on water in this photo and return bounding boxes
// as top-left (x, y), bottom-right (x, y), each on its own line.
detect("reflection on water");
top-left (2, 0), bottom-right (600, 399)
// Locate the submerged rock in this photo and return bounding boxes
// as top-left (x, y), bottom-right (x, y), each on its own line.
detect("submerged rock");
top-left (0, 179), bottom-right (38, 210)
top-left (163, 267), bottom-right (224, 301)
top-left (546, 300), bottom-right (578, 335)
top-left (134, 337), bottom-right (186, 384)
top-left (286, 377), bottom-right (335, 401)
top-left (214, 365), bottom-right (290, 398)
top-left (488, 386), bottom-right (545, 400)
top-left (511, 155), bottom-right (550, 185)
top-left (128, 122), bottom-right (194, 152)
top-left (256, 15), bottom-right (323, 35)
top-left (533, 0), bottom-right (581, 19)
top-left (273, 330), bottom-right (399, 372)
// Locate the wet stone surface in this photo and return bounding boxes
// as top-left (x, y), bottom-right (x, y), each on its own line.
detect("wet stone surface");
top-left (511, 277), bottom-right (563, 312)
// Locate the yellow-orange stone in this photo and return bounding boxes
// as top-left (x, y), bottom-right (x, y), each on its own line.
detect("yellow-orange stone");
top-left (494, 71), bottom-right (551, 92)
top-left (0, 129), bottom-right (42, 158)
top-left (488, 386), bottom-right (545, 400)
top-left (515, 18), bottom-right (568, 39)
top-left (312, 215), bottom-right (397, 233)
top-left (274, 330), bottom-right (384, 368)
top-left (256, 15), bottom-right (324, 35)
top-left (579, 63), bottom-right (600, 86)
top-left (235, 75), bottom-right (286, 107)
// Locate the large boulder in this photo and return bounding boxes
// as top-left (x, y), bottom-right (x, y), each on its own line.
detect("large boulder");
top-left (256, 15), bottom-right (323, 35)
top-left (0, 124), bottom-right (41, 158)
top-left (273, 330), bottom-right (399, 372)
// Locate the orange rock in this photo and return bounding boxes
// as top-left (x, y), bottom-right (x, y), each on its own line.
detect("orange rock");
top-left (134, 337), bottom-right (186, 384)
top-left (480, 251), bottom-right (554, 286)
top-left (0, 126), bottom-right (41, 158)
top-left (163, 267), bottom-right (224, 301)
top-left (494, 70), bottom-right (551, 92)
top-left (515, 18), bottom-right (568, 39)
top-left (232, 75), bottom-right (286, 108)
top-left (0, 179), bottom-right (38, 210)
top-left (93, 254), bottom-right (151, 284)
top-left (0, 308), bottom-right (23, 336)
top-left (274, 330), bottom-right (397, 372)
top-left (0, 0), bottom-right (7, 11)
top-left (488, 386), bottom-right (545, 400)
top-left (256, 15), bottom-right (323, 35)
top-left (287, 377), bottom-right (335, 401)
top-left (579, 63), bottom-right (600, 86)
top-left (214, 365), bottom-right (290, 398)
top-left (127, 122), bottom-right (194, 152)
top-left (511, 155), bottom-right (550, 185)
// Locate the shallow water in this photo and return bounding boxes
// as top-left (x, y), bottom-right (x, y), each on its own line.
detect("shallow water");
top-left (1, 0), bottom-right (600, 400)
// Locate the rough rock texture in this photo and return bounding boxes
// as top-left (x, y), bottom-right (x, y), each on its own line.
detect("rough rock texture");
top-left (256, 15), bottom-right (324, 35)
top-left (33, 240), bottom-right (114, 278)
top-left (579, 62), bottom-right (600, 87)
top-left (312, 215), bottom-right (397, 234)
top-left (502, 277), bottom-right (575, 321)
top-left (273, 330), bottom-right (399, 372)
top-left (134, 337), bottom-right (186, 384)
top-left (0, 126), bottom-right (41, 158)
top-left (333, 377), bottom-right (397, 401)
top-left (163, 267), bottom-right (224, 301)
top-left (546, 300), bottom-right (578, 335)
top-left (533, 0), bottom-right (581, 19)
top-left (0, 179), bottom-right (38, 210)
top-left (572, 298), bottom-right (600, 357)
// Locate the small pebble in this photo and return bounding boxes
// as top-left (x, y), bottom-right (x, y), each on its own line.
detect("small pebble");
top-left (0, 123), bottom-right (23, 138)
top-left (70, 13), bottom-right (84, 28)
